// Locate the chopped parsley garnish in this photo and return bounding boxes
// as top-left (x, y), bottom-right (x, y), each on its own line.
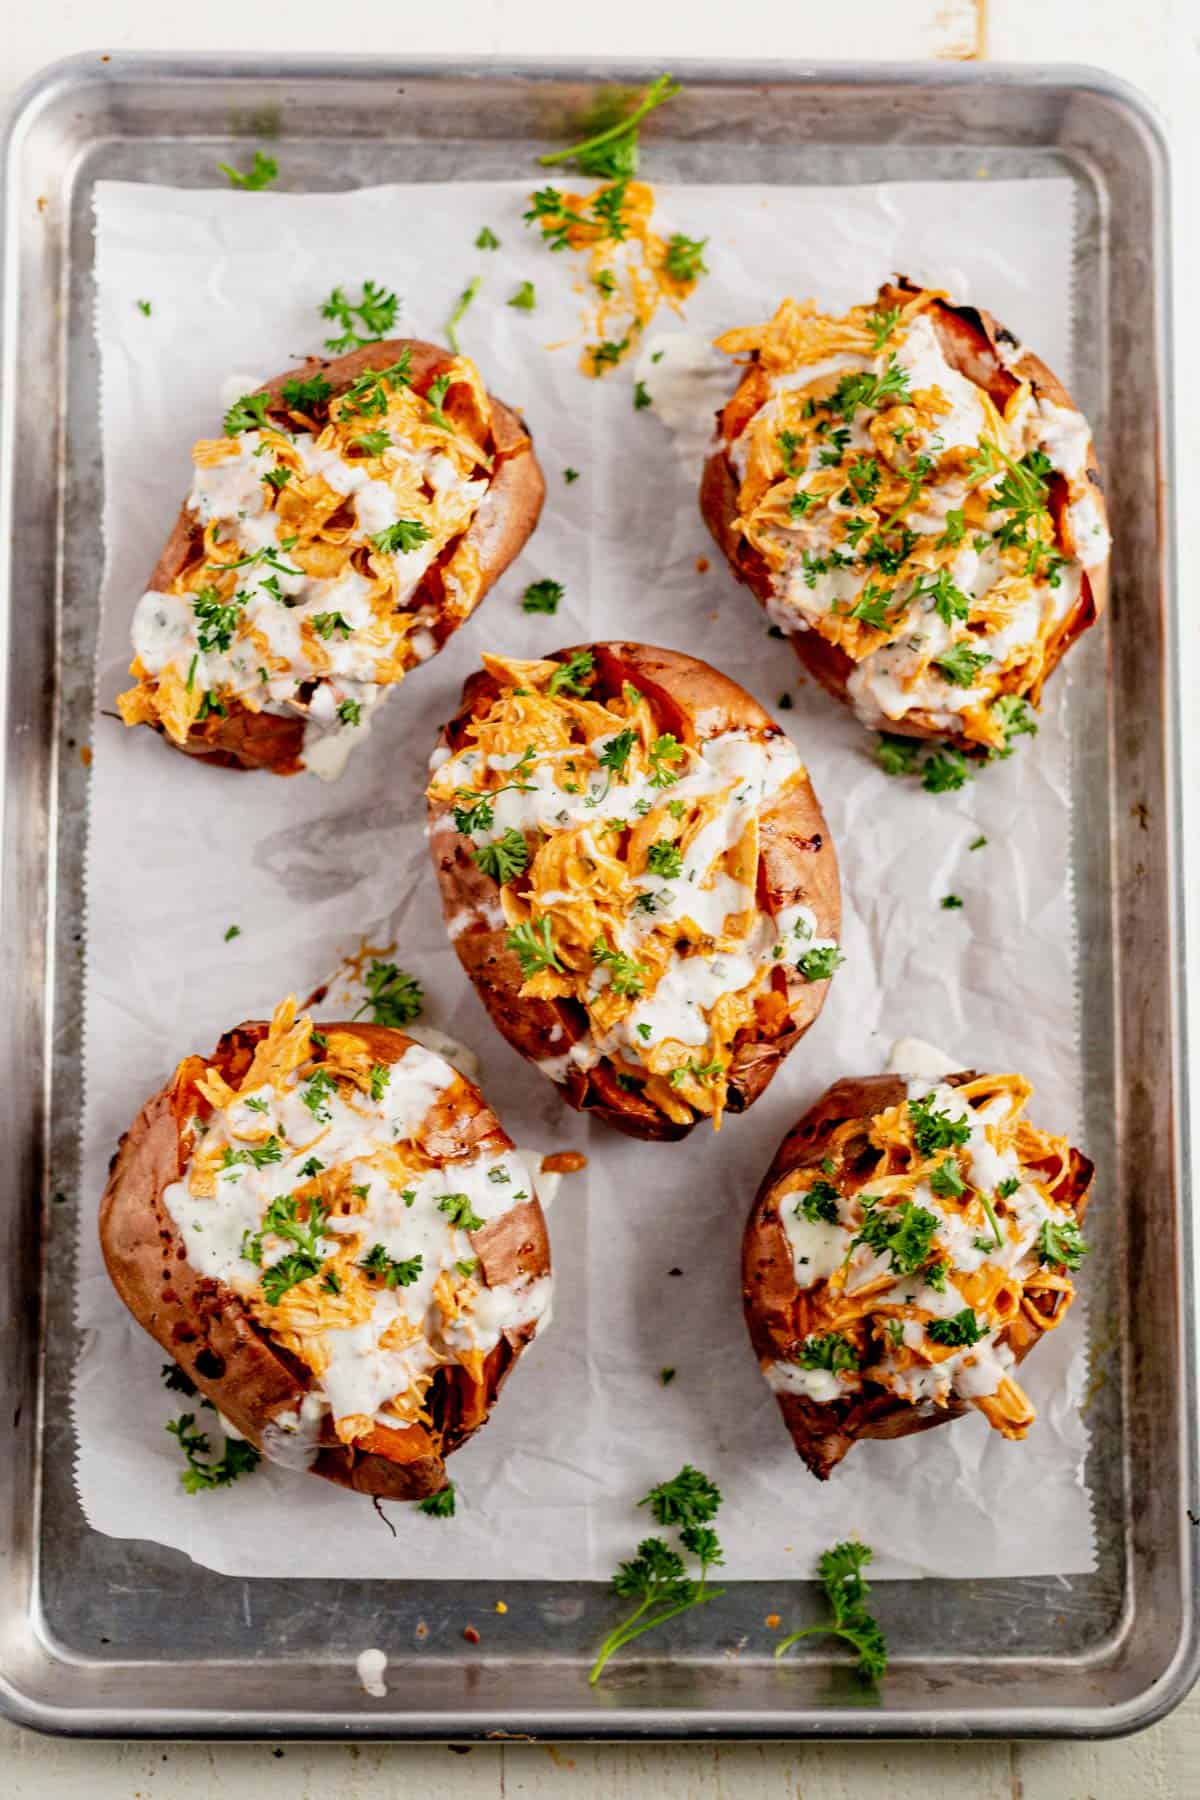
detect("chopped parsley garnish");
top-left (475, 226), bottom-right (500, 250)
top-left (445, 274), bottom-right (480, 351)
top-left (300, 1066), bottom-right (337, 1122)
top-left (935, 641), bottom-right (993, 687)
top-left (280, 374), bottom-right (333, 413)
top-left (136, 298), bottom-right (152, 316)
top-left (846, 583), bottom-right (895, 632)
top-left (222, 391), bottom-right (274, 436)
top-left (425, 373), bottom-right (453, 428)
top-left (992, 693), bottom-right (1039, 750)
top-left (195, 689), bottom-right (226, 722)
top-left (798, 1179), bottom-right (841, 1226)
top-left (796, 1332), bottom-right (859, 1374)
top-left (257, 1196), bottom-right (332, 1304)
top-left (309, 611), bottom-right (352, 640)
top-left (507, 280), bottom-right (537, 311)
top-left (596, 728), bottom-right (637, 779)
top-left (438, 1193), bottom-right (485, 1232)
top-left (775, 1540), bottom-right (888, 1684)
top-left (507, 917), bottom-right (563, 976)
top-left (320, 280), bottom-right (399, 353)
top-left (1037, 1216), bottom-right (1089, 1271)
top-left (161, 1362), bottom-right (198, 1396)
top-left (909, 1094), bottom-right (971, 1155)
top-left (352, 959), bottom-right (423, 1029)
top-left (223, 923), bottom-right (241, 943)
top-left (262, 464), bottom-right (292, 492)
top-left (876, 733), bottom-right (921, 778)
top-left (166, 1414), bottom-right (261, 1493)
top-left (217, 150), bottom-right (278, 191)
top-left (664, 233), bottom-right (708, 283)
top-left (419, 1484), bottom-right (456, 1518)
top-left (473, 828), bottom-right (530, 883)
top-left (588, 336), bottom-right (631, 374)
top-left (521, 578), bottom-right (564, 614)
top-left (633, 380), bottom-right (652, 411)
top-left (206, 543), bottom-right (301, 579)
top-left (921, 748), bottom-right (971, 794)
top-left (646, 840), bottom-right (683, 878)
top-left (299, 1157), bottom-right (325, 1179)
top-left (929, 1157), bottom-right (965, 1199)
top-left (796, 944), bottom-right (844, 982)
top-left (969, 834), bottom-right (988, 851)
top-left (937, 508), bottom-right (966, 549)
top-left (358, 1244), bottom-right (422, 1288)
top-left (853, 1197), bottom-right (939, 1276)
top-left (914, 566), bottom-right (971, 625)
top-left (841, 455), bottom-right (881, 506)
top-left (546, 649), bottom-right (595, 696)
top-left (828, 356), bottom-right (911, 422)
top-left (647, 733), bottom-right (685, 787)
top-left (537, 73), bottom-right (682, 181)
top-left (667, 1058), bottom-right (725, 1088)
top-left (370, 518), bottom-right (431, 556)
top-left (564, 467), bottom-right (580, 483)
top-left (368, 1063), bottom-right (390, 1102)
top-left (927, 1308), bottom-right (985, 1347)
top-left (997, 1175), bottom-right (1021, 1199)
top-left (865, 305), bottom-right (901, 350)
top-left (591, 939), bottom-right (647, 997)
top-left (337, 698), bottom-right (362, 726)
top-left (589, 1459), bottom-right (724, 1684)
top-left (338, 354), bottom-right (413, 417)
top-left (941, 894), bottom-right (964, 911)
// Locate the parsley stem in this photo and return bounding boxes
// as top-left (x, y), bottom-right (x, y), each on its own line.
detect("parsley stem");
top-left (978, 1190), bottom-right (1004, 1251)
top-left (774, 1621), bottom-right (868, 1661)
top-left (588, 1582), bottom-right (725, 1685)
top-left (445, 275), bottom-right (481, 354)
top-left (538, 75), bottom-right (682, 168)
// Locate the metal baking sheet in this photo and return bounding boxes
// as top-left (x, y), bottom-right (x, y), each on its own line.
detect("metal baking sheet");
top-left (0, 54), bottom-right (1192, 1740)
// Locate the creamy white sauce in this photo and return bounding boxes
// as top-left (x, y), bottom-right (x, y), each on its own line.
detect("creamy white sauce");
top-left (356, 1648), bottom-right (388, 1698)
top-left (634, 331), bottom-right (730, 469)
top-left (161, 1041), bottom-right (551, 1443)
top-left (765, 1359), bottom-right (847, 1403)
top-left (131, 406), bottom-right (489, 780)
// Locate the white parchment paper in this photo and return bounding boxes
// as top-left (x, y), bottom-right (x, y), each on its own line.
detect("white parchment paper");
top-left (75, 174), bottom-right (1094, 1581)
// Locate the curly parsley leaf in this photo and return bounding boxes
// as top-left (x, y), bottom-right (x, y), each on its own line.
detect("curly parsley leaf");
top-left (1037, 1216), bottom-right (1089, 1271)
top-left (419, 1483), bottom-right (456, 1518)
top-left (218, 150), bottom-right (278, 191)
top-left (320, 280), bottom-right (399, 353)
top-left (473, 828), bottom-right (530, 883)
top-left (167, 1413), bottom-right (262, 1494)
top-left (353, 959), bottom-right (423, 1028)
top-left (775, 1539), bottom-right (888, 1684)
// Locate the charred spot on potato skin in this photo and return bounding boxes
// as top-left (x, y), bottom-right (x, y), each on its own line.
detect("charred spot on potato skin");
top-left (194, 1348), bottom-right (226, 1381)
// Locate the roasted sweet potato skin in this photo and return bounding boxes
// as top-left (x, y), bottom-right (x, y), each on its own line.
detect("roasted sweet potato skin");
top-left (700, 279), bottom-right (1108, 748)
top-left (427, 641), bottom-right (841, 1142)
top-left (99, 1020), bottom-right (551, 1500)
top-left (133, 338), bottom-right (545, 774)
top-left (742, 1073), bottom-right (1094, 1479)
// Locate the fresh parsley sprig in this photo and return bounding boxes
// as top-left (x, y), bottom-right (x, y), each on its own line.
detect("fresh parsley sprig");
top-left (538, 74), bottom-right (682, 180)
top-left (589, 1463), bottom-right (724, 1683)
top-left (166, 1413), bottom-right (262, 1494)
top-left (321, 280), bottom-right (399, 353)
top-left (218, 150), bottom-right (278, 191)
top-left (353, 959), bottom-right (423, 1028)
top-left (775, 1540), bottom-right (888, 1683)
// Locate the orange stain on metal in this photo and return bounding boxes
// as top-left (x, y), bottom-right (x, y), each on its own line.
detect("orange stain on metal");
top-left (934, 0), bottom-right (988, 60)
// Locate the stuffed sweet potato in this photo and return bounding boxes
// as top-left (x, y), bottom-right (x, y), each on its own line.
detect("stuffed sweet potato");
top-left (117, 340), bottom-right (545, 778)
top-left (743, 1065), bottom-right (1093, 1478)
top-left (701, 278), bottom-right (1109, 756)
top-left (426, 642), bottom-right (841, 1141)
top-left (100, 998), bottom-right (552, 1501)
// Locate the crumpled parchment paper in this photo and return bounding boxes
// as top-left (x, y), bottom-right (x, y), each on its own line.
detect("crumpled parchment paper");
top-left (74, 172), bottom-right (1093, 1580)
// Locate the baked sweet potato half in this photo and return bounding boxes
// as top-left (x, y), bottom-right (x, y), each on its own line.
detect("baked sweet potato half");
top-left (100, 999), bottom-right (552, 1501)
top-left (743, 1066), bottom-right (1093, 1478)
top-left (427, 642), bottom-right (841, 1141)
top-left (701, 278), bottom-right (1109, 756)
top-left (118, 340), bottom-right (545, 778)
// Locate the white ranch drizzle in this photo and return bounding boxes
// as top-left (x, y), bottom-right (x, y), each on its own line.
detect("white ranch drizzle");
top-left (131, 415), bottom-right (488, 779)
top-left (725, 307), bottom-right (1110, 733)
top-left (767, 1074), bottom-right (1075, 1411)
top-left (436, 725), bottom-right (838, 1080)
top-left (161, 1041), bottom-right (550, 1454)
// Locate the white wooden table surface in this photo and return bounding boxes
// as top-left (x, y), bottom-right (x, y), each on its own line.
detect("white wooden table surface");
top-left (4, 1), bottom-right (1197, 1792)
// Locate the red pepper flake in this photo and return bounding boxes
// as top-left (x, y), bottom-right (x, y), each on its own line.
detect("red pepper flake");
top-left (462, 1624), bottom-right (481, 1644)
top-left (695, 556), bottom-right (710, 573)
